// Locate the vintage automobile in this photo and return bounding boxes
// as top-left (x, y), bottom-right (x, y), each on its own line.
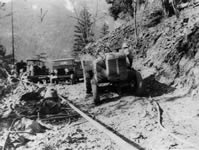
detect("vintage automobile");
top-left (26, 59), bottom-right (49, 83)
top-left (82, 52), bottom-right (143, 104)
top-left (74, 60), bottom-right (84, 81)
top-left (16, 60), bottom-right (27, 76)
top-left (51, 58), bottom-right (83, 84)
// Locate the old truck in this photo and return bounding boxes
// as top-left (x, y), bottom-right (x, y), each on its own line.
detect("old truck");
top-left (26, 59), bottom-right (50, 83)
top-left (51, 58), bottom-right (83, 84)
top-left (82, 52), bottom-right (143, 104)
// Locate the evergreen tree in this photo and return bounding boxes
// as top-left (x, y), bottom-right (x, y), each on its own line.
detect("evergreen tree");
top-left (106, 0), bottom-right (145, 20)
top-left (0, 2), bottom-right (5, 9)
top-left (100, 23), bottom-right (109, 38)
top-left (106, 0), bottom-right (180, 20)
top-left (105, 0), bottom-right (146, 44)
top-left (0, 45), bottom-right (12, 72)
top-left (73, 7), bottom-right (94, 57)
top-left (0, 45), bottom-right (6, 57)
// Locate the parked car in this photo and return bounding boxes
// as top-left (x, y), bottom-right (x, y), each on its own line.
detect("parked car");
top-left (51, 58), bottom-right (83, 84)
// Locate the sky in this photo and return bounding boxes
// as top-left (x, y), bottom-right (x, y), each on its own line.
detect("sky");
top-left (0, 0), bottom-right (108, 14)
top-left (0, 0), bottom-right (117, 60)
top-left (0, 0), bottom-right (10, 3)
top-left (0, 0), bottom-right (113, 27)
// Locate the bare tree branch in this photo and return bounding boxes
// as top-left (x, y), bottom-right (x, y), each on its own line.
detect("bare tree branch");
top-left (71, 1), bottom-right (80, 20)
top-left (39, 8), bottom-right (48, 23)
top-left (67, 15), bottom-right (85, 23)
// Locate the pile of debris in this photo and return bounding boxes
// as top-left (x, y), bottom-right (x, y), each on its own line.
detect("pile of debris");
top-left (11, 86), bottom-right (80, 122)
top-left (0, 69), bottom-right (13, 98)
top-left (0, 84), bottom-right (80, 149)
top-left (15, 87), bottom-right (61, 116)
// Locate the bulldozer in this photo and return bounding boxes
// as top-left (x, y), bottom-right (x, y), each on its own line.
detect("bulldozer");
top-left (81, 52), bottom-right (143, 105)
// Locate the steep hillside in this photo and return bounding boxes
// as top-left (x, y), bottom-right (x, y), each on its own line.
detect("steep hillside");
top-left (2, 2), bottom-right (199, 150)
top-left (82, 3), bottom-right (199, 93)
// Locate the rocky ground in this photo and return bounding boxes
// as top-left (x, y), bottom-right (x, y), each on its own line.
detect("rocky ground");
top-left (1, 78), bottom-right (199, 150)
top-left (56, 77), bottom-right (199, 150)
top-left (1, 2), bottom-right (199, 150)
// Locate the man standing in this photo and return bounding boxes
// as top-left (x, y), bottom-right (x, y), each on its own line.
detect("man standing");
top-left (119, 42), bottom-right (133, 69)
top-left (83, 41), bottom-right (133, 97)
top-left (81, 60), bottom-right (93, 97)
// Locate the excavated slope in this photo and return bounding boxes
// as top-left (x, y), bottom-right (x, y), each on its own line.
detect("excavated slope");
top-left (82, 5), bottom-right (199, 92)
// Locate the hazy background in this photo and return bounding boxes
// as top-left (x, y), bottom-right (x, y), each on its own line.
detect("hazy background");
top-left (0, 0), bottom-right (121, 61)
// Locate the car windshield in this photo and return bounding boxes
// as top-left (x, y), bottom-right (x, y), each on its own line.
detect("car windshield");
top-left (53, 59), bottom-right (74, 66)
top-left (27, 60), bottom-right (44, 66)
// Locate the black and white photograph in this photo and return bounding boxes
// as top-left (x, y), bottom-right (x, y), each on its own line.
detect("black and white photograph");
top-left (1, 0), bottom-right (199, 149)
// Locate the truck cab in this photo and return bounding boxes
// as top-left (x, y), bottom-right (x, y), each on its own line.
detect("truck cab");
top-left (51, 58), bottom-right (83, 84)
top-left (26, 59), bottom-right (49, 83)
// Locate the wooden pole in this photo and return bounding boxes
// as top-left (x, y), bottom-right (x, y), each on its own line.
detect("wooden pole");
top-left (11, 0), bottom-right (15, 65)
top-left (59, 96), bottom-right (144, 150)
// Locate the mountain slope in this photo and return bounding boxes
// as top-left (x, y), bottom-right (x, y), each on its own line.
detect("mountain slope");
top-left (82, 3), bottom-right (199, 90)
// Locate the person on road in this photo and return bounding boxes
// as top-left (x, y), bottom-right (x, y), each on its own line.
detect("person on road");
top-left (83, 41), bottom-right (133, 98)
top-left (119, 42), bottom-right (133, 69)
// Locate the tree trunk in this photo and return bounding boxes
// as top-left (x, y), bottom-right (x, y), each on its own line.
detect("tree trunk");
top-left (133, 1), bottom-right (138, 45)
top-left (161, 0), bottom-right (180, 18)
top-left (171, 0), bottom-right (180, 18)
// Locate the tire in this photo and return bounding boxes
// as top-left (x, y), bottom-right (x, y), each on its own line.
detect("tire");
top-left (134, 71), bottom-right (143, 96)
top-left (76, 77), bottom-right (79, 83)
top-left (116, 84), bottom-right (122, 96)
top-left (56, 79), bottom-right (59, 84)
top-left (91, 78), bottom-right (100, 105)
top-left (70, 74), bottom-right (75, 85)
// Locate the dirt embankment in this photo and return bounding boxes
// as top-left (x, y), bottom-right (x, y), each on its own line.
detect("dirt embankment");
top-left (1, 3), bottom-right (199, 150)
top-left (82, 5), bottom-right (199, 95)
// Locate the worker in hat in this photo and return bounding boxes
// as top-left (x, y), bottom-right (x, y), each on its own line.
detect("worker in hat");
top-left (119, 42), bottom-right (133, 68)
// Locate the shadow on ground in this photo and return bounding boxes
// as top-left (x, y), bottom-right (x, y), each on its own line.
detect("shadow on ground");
top-left (141, 75), bottom-right (176, 97)
top-left (99, 96), bottom-right (122, 105)
top-left (94, 75), bottom-right (176, 105)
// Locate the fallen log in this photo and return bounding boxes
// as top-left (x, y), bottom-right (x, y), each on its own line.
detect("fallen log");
top-left (59, 95), bottom-right (144, 150)
top-left (40, 114), bottom-right (79, 121)
top-left (8, 131), bottom-right (33, 134)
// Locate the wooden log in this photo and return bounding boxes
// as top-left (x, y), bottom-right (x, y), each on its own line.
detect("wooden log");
top-left (40, 114), bottom-right (79, 121)
top-left (59, 96), bottom-right (144, 150)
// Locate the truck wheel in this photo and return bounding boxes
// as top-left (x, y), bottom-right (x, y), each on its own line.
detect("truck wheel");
top-left (70, 74), bottom-right (75, 85)
top-left (91, 78), bottom-right (100, 105)
top-left (134, 71), bottom-right (143, 95)
top-left (116, 84), bottom-right (122, 96)
top-left (76, 77), bottom-right (79, 83)
top-left (56, 79), bottom-right (59, 84)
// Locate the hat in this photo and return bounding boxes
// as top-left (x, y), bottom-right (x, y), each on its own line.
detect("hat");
top-left (44, 87), bottom-right (58, 98)
top-left (122, 42), bottom-right (128, 49)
